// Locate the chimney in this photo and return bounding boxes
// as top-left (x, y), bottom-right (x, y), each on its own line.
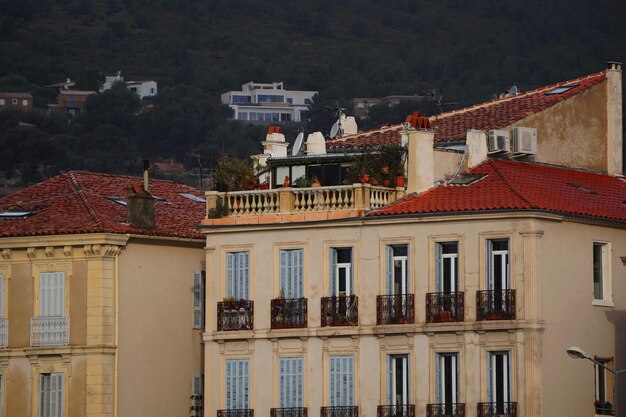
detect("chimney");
top-left (126, 160), bottom-right (155, 229)
top-left (466, 129), bottom-right (489, 168)
top-left (143, 159), bottom-right (150, 191)
top-left (606, 61), bottom-right (623, 175)
top-left (405, 126), bottom-right (435, 194)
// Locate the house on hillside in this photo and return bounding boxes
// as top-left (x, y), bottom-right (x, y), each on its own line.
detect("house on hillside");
top-left (0, 92), bottom-right (33, 111)
top-left (101, 71), bottom-right (158, 99)
top-left (0, 171), bottom-right (207, 417)
top-left (48, 89), bottom-right (96, 117)
top-left (221, 81), bottom-right (317, 123)
top-left (200, 62), bottom-right (625, 417)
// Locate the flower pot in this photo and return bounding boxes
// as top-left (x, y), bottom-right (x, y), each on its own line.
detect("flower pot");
top-left (395, 176), bottom-right (406, 188)
top-left (383, 179), bottom-right (391, 187)
top-left (360, 174), bottom-right (370, 184)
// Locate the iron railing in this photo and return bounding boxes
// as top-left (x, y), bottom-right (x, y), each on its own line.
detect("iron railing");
top-left (271, 298), bottom-right (308, 329)
top-left (377, 404), bottom-right (415, 417)
top-left (270, 407), bottom-right (308, 417)
top-left (217, 409), bottom-right (254, 417)
top-left (476, 290), bottom-right (516, 320)
top-left (595, 401), bottom-right (614, 415)
top-left (426, 292), bottom-right (464, 323)
top-left (477, 402), bottom-right (517, 417)
top-left (0, 318), bottom-right (7, 348)
top-left (321, 406), bottom-right (359, 417)
top-left (376, 294), bottom-right (415, 325)
top-left (321, 296), bottom-right (358, 327)
top-left (217, 300), bottom-right (254, 331)
top-left (426, 403), bottom-right (465, 417)
top-left (30, 316), bottom-right (69, 346)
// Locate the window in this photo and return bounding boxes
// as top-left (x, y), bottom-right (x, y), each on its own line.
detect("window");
top-left (238, 112), bottom-right (248, 121)
top-left (22, 99), bottom-right (28, 106)
top-left (279, 249), bottom-right (304, 299)
top-left (279, 357), bottom-right (304, 408)
top-left (287, 98), bottom-right (293, 104)
top-left (39, 373), bottom-right (63, 417)
top-left (191, 373), bottom-right (204, 417)
top-left (304, 99), bottom-right (312, 105)
top-left (69, 96), bottom-right (75, 103)
top-left (0, 99), bottom-right (4, 105)
top-left (11, 99), bottom-right (17, 105)
top-left (40, 272), bottom-right (64, 317)
top-left (487, 351), bottom-right (511, 405)
top-left (387, 354), bottom-right (409, 405)
top-left (487, 240), bottom-right (509, 290)
top-left (595, 357), bottom-right (614, 414)
top-left (386, 245), bottom-right (408, 295)
top-left (226, 252), bottom-right (249, 300)
top-left (280, 113), bottom-right (292, 122)
top-left (0, 274), bottom-right (4, 317)
top-left (0, 274), bottom-right (5, 348)
top-left (193, 271), bottom-right (205, 329)
top-left (545, 85), bottom-right (577, 95)
top-left (436, 353), bottom-right (459, 405)
top-left (436, 242), bottom-right (458, 292)
top-left (593, 242), bottom-right (611, 303)
top-left (330, 248), bottom-right (353, 296)
top-left (232, 95), bottom-right (251, 104)
top-left (225, 359), bottom-right (249, 410)
top-left (258, 95), bottom-right (284, 103)
top-left (329, 356), bottom-right (354, 406)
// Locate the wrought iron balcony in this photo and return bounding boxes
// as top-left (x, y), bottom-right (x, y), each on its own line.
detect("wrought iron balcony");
top-left (426, 403), bottom-right (465, 417)
top-left (271, 298), bottom-right (307, 329)
top-left (595, 401), bottom-right (614, 415)
top-left (476, 290), bottom-right (516, 320)
top-left (377, 404), bottom-right (415, 417)
top-left (217, 409), bottom-right (254, 417)
top-left (30, 316), bottom-right (69, 347)
top-left (0, 317), bottom-right (7, 348)
top-left (217, 300), bottom-right (254, 331)
top-left (376, 294), bottom-right (415, 325)
top-left (426, 292), bottom-right (464, 323)
top-left (321, 295), bottom-right (358, 327)
top-left (321, 406), bottom-right (359, 417)
top-left (477, 402), bottom-right (516, 417)
top-left (270, 407), bottom-right (308, 417)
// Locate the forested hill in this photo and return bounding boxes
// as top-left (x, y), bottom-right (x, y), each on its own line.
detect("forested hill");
top-left (0, 0), bottom-right (625, 185)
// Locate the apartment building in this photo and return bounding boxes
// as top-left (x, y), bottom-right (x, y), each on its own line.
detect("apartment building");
top-left (221, 81), bottom-right (317, 123)
top-left (0, 171), bottom-right (206, 417)
top-left (201, 63), bottom-right (625, 417)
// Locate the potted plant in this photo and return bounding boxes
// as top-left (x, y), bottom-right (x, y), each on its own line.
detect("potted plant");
top-left (213, 155), bottom-right (255, 191)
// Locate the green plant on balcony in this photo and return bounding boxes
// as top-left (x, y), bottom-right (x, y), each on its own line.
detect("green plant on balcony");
top-left (213, 155), bottom-right (255, 191)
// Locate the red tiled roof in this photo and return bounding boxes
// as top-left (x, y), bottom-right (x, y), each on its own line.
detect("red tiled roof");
top-left (431, 71), bottom-right (607, 142)
top-left (327, 70), bottom-right (607, 149)
top-left (0, 171), bottom-right (206, 239)
top-left (368, 159), bottom-right (626, 222)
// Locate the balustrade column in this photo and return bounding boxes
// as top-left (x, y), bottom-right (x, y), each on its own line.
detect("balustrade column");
top-left (279, 187), bottom-right (295, 213)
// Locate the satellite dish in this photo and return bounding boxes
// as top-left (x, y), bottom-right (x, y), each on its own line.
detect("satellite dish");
top-left (509, 85), bottom-right (518, 96)
top-left (292, 132), bottom-right (304, 156)
top-left (329, 121), bottom-right (339, 139)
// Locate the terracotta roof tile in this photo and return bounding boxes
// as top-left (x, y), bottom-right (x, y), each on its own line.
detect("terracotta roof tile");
top-left (0, 171), bottom-right (206, 239)
top-left (368, 159), bottom-right (626, 222)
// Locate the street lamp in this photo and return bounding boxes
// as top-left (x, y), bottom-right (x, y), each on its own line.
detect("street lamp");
top-left (566, 346), bottom-right (626, 417)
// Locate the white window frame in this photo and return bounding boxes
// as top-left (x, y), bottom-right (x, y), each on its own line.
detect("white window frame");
top-left (387, 354), bottom-right (409, 405)
top-left (11, 99), bottom-right (17, 105)
top-left (594, 357), bottom-right (614, 411)
top-left (226, 252), bottom-right (250, 300)
top-left (40, 272), bottom-right (65, 317)
top-left (279, 249), bottom-right (304, 299)
top-left (39, 373), bottom-right (63, 417)
top-left (593, 242), bottom-right (613, 306)
top-left (436, 352), bottom-right (459, 405)
top-left (279, 357), bottom-right (304, 408)
top-left (330, 248), bottom-right (353, 297)
top-left (487, 239), bottom-right (509, 290)
top-left (436, 242), bottom-right (458, 293)
top-left (22, 99), bottom-right (28, 106)
top-left (192, 271), bottom-right (205, 329)
top-left (487, 351), bottom-right (511, 404)
top-left (386, 245), bottom-right (408, 295)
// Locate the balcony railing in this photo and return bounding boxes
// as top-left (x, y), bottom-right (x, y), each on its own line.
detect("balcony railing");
top-left (271, 298), bottom-right (307, 329)
top-left (426, 292), bottom-right (464, 323)
top-left (595, 401), bottom-right (614, 415)
top-left (427, 403), bottom-right (465, 417)
top-left (217, 300), bottom-right (254, 331)
top-left (321, 295), bottom-right (358, 327)
top-left (206, 184), bottom-right (401, 217)
top-left (321, 406), bottom-right (359, 417)
top-left (217, 409), bottom-right (254, 417)
top-left (270, 407), bottom-right (308, 417)
top-left (0, 318), bottom-right (7, 348)
top-left (378, 404), bottom-right (415, 417)
top-left (477, 402), bottom-right (516, 417)
top-left (376, 294), bottom-right (415, 325)
top-left (30, 316), bottom-right (69, 347)
top-left (476, 290), bottom-right (516, 321)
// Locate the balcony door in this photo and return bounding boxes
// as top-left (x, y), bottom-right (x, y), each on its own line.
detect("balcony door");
top-left (487, 352), bottom-right (511, 406)
top-left (387, 354), bottom-right (410, 405)
top-left (436, 353), bottom-right (459, 405)
top-left (225, 359), bottom-right (249, 410)
top-left (279, 357), bottom-right (304, 408)
top-left (226, 252), bottom-right (250, 300)
top-left (280, 249), bottom-right (304, 299)
top-left (329, 355), bottom-right (355, 407)
top-left (330, 248), bottom-right (353, 297)
top-left (487, 240), bottom-right (509, 291)
top-left (40, 272), bottom-right (64, 317)
top-left (436, 242), bottom-right (458, 293)
top-left (386, 245), bottom-right (408, 295)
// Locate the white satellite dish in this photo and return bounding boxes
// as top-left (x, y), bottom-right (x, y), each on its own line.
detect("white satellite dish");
top-left (509, 85), bottom-right (518, 96)
top-left (329, 120), bottom-right (339, 139)
top-left (292, 132), bottom-right (304, 156)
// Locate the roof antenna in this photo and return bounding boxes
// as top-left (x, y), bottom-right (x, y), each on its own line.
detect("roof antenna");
top-left (143, 160), bottom-right (150, 192)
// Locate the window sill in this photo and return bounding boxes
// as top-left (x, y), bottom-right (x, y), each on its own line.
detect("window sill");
top-left (592, 299), bottom-right (615, 307)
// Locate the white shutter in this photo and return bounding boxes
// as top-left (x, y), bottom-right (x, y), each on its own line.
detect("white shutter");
top-left (329, 249), bottom-right (337, 296)
top-left (435, 244), bottom-right (443, 292)
top-left (386, 246), bottom-right (393, 294)
top-left (329, 356), bottom-right (354, 407)
top-left (487, 352), bottom-right (494, 403)
top-left (279, 357), bottom-right (304, 407)
top-left (227, 253), bottom-right (235, 298)
top-left (193, 271), bottom-right (204, 328)
top-left (226, 359), bottom-right (249, 409)
top-left (281, 249), bottom-right (304, 299)
top-left (40, 273), bottom-right (64, 317)
top-left (39, 373), bottom-right (63, 417)
top-left (237, 252), bottom-right (249, 300)
top-left (193, 373), bottom-right (203, 396)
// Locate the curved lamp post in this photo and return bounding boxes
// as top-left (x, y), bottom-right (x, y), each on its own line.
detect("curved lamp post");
top-left (566, 346), bottom-right (626, 417)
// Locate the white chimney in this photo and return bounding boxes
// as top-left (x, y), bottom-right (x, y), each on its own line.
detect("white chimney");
top-left (306, 132), bottom-right (326, 155)
top-left (406, 127), bottom-right (435, 194)
top-left (466, 129), bottom-right (489, 168)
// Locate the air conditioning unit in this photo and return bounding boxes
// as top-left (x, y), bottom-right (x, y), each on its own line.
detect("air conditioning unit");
top-left (511, 127), bottom-right (537, 155)
top-left (487, 130), bottom-right (510, 153)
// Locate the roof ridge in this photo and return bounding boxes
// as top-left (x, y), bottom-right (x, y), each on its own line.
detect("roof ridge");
top-left (65, 172), bottom-right (106, 230)
top-left (486, 160), bottom-right (535, 208)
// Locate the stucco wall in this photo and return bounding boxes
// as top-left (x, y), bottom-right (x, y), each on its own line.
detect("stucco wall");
top-left (117, 239), bottom-right (205, 417)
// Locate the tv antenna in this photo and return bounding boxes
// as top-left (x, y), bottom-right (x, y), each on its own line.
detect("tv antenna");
top-left (329, 103), bottom-right (345, 139)
top-left (420, 88), bottom-right (460, 114)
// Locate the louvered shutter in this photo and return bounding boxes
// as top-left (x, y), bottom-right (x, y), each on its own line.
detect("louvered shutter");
top-left (455, 354), bottom-right (460, 404)
top-left (51, 373), bottom-right (63, 417)
top-left (40, 273), bottom-right (64, 317)
top-left (40, 374), bottom-right (49, 417)
top-left (238, 252), bottom-right (249, 300)
top-left (227, 253), bottom-right (249, 300)
top-left (193, 373), bottom-right (203, 396)
top-left (386, 355), bottom-right (393, 404)
top-left (386, 246), bottom-right (393, 294)
top-left (280, 249), bottom-right (303, 299)
top-left (435, 354), bottom-right (442, 404)
top-left (329, 249), bottom-right (337, 296)
top-left (0, 275), bottom-right (4, 317)
top-left (227, 253), bottom-right (235, 298)
top-left (280, 250), bottom-right (288, 297)
top-left (349, 250), bottom-right (354, 294)
top-left (330, 356), bottom-right (354, 407)
top-left (486, 241), bottom-right (493, 290)
top-left (226, 359), bottom-right (249, 410)
top-left (280, 357), bottom-right (304, 407)
top-left (435, 244), bottom-right (443, 292)
top-left (486, 352), bottom-right (493, 403)
top-left (295, 249), bottom-right (303, 298)
top-left (193, 271), bottom-right (204, 328)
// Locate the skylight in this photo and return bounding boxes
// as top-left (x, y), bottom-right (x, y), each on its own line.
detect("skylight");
top-left (107, 197), bottom-right (127, 206)
top-left (545, 85), bottom-right (577, 95)
top-left (449, 174), bottom-right (486, 185)
top-left (568, 183), bottom-right (598, 195)
top-left (0, 211), bottom-right (32, 218)
top-left (180, 193), bottom-right (206, 203)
